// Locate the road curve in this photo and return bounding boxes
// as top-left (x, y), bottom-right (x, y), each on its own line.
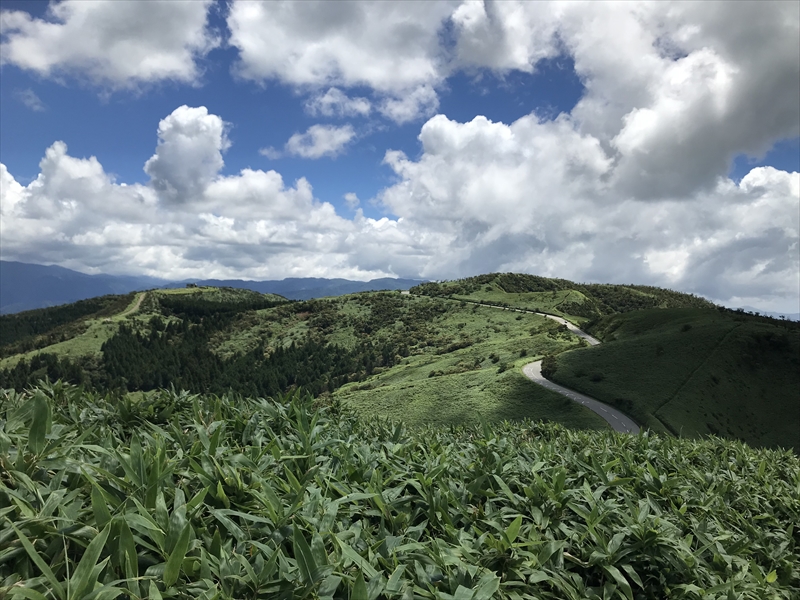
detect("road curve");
top-left (522, 361), bottom-right (639, 434)
top-left (420, 295), bottom-right (638, 433)
top-left (467, 304), bottom-right (635, 431)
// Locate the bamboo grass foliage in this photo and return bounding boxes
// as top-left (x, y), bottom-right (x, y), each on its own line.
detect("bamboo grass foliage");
top-left (1, 383), bottom-right (798, 599)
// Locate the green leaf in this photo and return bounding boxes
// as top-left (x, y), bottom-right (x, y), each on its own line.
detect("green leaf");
top-left (91, 485), bottom-right (112, 530)
top-left (473, 572), bottom-right (500, 600)
top-left (601, 565), bottom-right (633, 600)
top-left (607, 532), bottom-right (625, 555)
top-left (70, 523), bottom-right (112, 600)
top-left (9, 522), bottom-right (65, 600)
top-left (319, 574), bottom-right (342, 597)
top-left (9, 588), bottom-right (49, 600)
top-left (766, 570), bottom-right (777, 583)
top-left (385, 565), bottom-right (406, 593)
top-left (118, 518), bottom-right (139, 598)
top-left (621, 564), bottom-right (643, 589)
top-left (453, 585), bottom-right (475, 600)
top-left (163, 520), bottom-right (191, 587)
top-left (80, 582), bottom-right (126, 600)
top-left (350, 571), bottom-right (368, 600)
top-left (503, 515), bottom-right (523, 547)
top-left (294, 526), bottom-right (318, 585)
top-left (27, 391), bottom-right (49, 455)
top-left (148, 580), bottom-right (164, 600)
top-left (336, 538), bottom-right (378, 579)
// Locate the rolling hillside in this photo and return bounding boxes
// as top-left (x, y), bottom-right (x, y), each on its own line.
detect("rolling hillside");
top-left (549, 308), bottom-right (800, 450)
top-left (0, 273), bottom-right (797, 449)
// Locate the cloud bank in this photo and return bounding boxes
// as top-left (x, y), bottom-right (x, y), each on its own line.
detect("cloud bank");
top-left (1, 1), bottom-right (798, 311)
top-left (2, 103), bottom-right (797, 310)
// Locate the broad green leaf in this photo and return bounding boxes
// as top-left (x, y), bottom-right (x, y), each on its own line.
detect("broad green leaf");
top-left (80, 582), bottom-right (126, 600)
top-left (319, 574), bottom-right (342, 597)
top-left (9, 589), bottom-right (49, 600)
top-left (453, 585), bottom-right (475, 600)
top-left (621, 564), bottom-right (643, 589)
top-left (294, 526), bottom-right (318, 585)
top-left (473, 572), bottom-right (500, 600)
top-left (336, 538), bottom-right (378, 579)
top-left (27, 392), bottom-right (49, 455)
top-left (9, 522), bottom-right (65, 600)
top-left (117, 518), bottom-right (139, 598)
top-left (504, 515), bottom-right (523, 547)
top-left (766, 570), bottom-right (777, 583)
top-left (91, 484), bottom-right (112, 530)
top-left (70, 523), bottom-right (112, 600)
top-left (163, 520), bottom-right (191, 587)
top-left (350, 571), bottom-right (368, 600)
top-left (385, 565), bottom-right (406, 593)
top-left (148, 580), bottom-right (164, 600)
top-left (601, 565), bottom-right (633, 600)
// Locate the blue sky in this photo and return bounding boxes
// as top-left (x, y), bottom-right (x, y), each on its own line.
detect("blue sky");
top-left (1, 1), bottom-right (798, 312)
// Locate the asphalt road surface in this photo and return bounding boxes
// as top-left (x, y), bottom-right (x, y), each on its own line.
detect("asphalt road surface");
top-left (522, 360), bottom-right (640, 434)
top-left (421, 295), bottom-right (638, 433)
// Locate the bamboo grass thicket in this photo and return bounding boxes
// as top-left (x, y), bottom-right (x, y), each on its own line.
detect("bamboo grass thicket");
top-left (1, 382), bottom-right (798, 599)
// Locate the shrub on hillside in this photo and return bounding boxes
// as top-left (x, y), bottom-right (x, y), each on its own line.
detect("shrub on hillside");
top-left (541, 354), bottom-right (558, 378)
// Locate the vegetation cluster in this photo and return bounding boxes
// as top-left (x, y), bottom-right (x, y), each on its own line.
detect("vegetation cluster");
top-left (2, 383), bottom-right (798, 599)
top-left (0, 295), bottom-right (134, 358)
top-left (412, 273), bottom-right (715, 318)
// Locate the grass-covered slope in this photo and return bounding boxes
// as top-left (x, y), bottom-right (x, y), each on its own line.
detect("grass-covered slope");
top-left (0, 288), bottom-right (611, 432)
top-left (549, 308), bottom-right (800, 450)
top-left (1, 384), bottom-right (798, 599)
top-left (412, 273), bottom-right (715, 321)
top-left (334, 300), bottom-right (606, 429)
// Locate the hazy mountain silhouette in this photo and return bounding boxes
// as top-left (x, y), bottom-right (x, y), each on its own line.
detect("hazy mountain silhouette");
top-left (0, 261), bottom-right (424, 313)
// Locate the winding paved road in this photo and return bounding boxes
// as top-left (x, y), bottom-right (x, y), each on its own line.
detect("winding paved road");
top-left (522, 360), bottom-right (639, 434)
top-left (439, 297), bottom-right (638, 433)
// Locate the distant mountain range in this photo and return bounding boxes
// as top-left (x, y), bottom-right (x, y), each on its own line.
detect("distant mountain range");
top-left (0, 260), bottom-right (425, 314)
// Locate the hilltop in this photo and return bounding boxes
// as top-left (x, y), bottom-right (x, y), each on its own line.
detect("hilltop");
top-left (0, 273), bottom-right (797, 449)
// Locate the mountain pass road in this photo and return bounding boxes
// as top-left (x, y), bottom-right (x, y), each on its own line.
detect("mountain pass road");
top-left (522, 360), bottom-right (640, 434)
top-left (422, 295), bottom-right (639, 433)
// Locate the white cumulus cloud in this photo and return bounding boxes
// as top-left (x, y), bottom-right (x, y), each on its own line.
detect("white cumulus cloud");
top-left (284, 124), bottom-right (356, 159)
top-left (227, 0), bottom-right (456, 122)
top-left (0, 0), bottom-right (218, 88)
top-left (306, 88), bottom-right (371, 118)
top-left (379, 112), bottom-right (799, 310)
top-left (144, 106), bottom-right (230, 203)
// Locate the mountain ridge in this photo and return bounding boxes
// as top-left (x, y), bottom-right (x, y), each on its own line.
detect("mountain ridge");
top-left (0, 260), bottom-right (424, 313)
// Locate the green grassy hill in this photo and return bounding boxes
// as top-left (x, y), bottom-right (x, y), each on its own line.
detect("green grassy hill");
top-left (548, 308), bottom-right (800, 450)
top-left (2, 384), bottom-right (798, 599)
top-left (1, 275), bottom-right (796, 449)
top-left (412, 272), bottom-right (715, 322)
top-left (0, 283), bottom-right (610, 431)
